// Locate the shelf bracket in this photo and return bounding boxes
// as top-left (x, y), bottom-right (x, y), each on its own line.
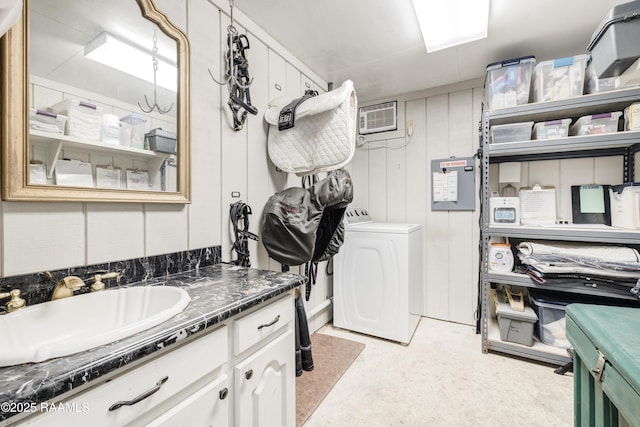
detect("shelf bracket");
top-left (46, 140), bottom-right (64, 180)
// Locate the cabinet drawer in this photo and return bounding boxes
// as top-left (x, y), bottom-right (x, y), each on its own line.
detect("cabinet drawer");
top-left (146, 374), bottom-right (230, 427)
top-left (23, 326), bottom-right (227, 427)
top-left (233, 294), bottom-right (293, 355)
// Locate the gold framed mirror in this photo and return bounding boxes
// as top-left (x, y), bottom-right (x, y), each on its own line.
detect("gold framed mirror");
top-left (1, 0), bottom-right (190, 203)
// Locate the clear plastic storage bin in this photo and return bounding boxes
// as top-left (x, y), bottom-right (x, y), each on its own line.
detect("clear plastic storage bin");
top-left (532, 54), bottom-right (590, 102)
top-left (121, 114), bottom-right (148, 149)
top-left (29, 109), bottom-right (67, 134)
top-left (625, 102), bottom-right (640, 130)
top-left (484, 56), bottom-right (535, 111)
top-left (533, 118), bottom-right (571, 139)
top-left (50, 99), bottom-right (104, 140)
top-left (528, 291), bottom-right (571, 349)
top-left (584, 58), bottom-right (617, 94)
top-left (570, 111), bottom-right (622, 136)
top-left (530, 289), bottom-right (640, 349)
top-left (490, 121), bottom-right (533, 143)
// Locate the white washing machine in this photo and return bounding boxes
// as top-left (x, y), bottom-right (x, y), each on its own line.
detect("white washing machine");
top-left (333, 208), bottom-right (422, 344)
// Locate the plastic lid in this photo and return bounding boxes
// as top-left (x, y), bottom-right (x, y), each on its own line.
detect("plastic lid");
top-left (485, 55), bottom-right (535, 71)
top-left (121, 114), bottom-right (148, 125)
top-left (566, 304), bottom-right (640, 395)
top-left (536, 118), bottom-right (570, 126)
top-left (484, 56), bottom-right (536, 88)
top-left (588, 0), bottom-right (640, 51)
top-left (610, 182), bottom-right (640, 193)
top-left (496, 302), bottom-right (538, 321)
top-left (490, 242), bottom-right (511, 247)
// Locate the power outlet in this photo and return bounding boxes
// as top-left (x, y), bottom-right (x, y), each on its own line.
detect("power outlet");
top-left (407, 120), bottom-right (415, 137)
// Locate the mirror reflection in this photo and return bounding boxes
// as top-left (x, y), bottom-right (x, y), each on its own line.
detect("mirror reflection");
top-left (15, 0), bottom-right (188, 198)
top-left (0, 0), bottom-right (191, 204)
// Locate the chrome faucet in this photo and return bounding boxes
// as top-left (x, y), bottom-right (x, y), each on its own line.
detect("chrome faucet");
top-left (0, 289), bottom-right (27, 312)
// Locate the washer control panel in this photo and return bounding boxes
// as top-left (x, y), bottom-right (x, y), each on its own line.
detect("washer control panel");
top-left (344, 207), bottom-right (372, 224)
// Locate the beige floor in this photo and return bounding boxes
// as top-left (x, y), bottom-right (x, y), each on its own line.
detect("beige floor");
top-left (304, 317), bottom-right (573, 427)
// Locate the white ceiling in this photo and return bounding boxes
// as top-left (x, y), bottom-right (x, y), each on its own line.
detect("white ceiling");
top-left (235, 0), bottom-right (625, 102)
top-left (29, 0), bottom-right (177, 116)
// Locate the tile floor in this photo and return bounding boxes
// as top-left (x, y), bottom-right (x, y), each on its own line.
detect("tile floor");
top-left (304, 317), bottom-right (573, 427)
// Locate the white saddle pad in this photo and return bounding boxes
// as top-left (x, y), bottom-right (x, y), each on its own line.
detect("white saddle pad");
top-left (265, 80), bottom-right (357, 176)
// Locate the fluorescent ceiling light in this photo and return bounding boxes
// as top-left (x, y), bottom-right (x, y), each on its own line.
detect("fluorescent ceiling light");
top-left (84, 32), bottom-right (177, 92)
top-left (412, 0), bottom-right (490, 53)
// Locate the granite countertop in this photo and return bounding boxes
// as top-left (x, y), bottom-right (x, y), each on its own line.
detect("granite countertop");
top-left (0, 264), bottom-right (306, 422)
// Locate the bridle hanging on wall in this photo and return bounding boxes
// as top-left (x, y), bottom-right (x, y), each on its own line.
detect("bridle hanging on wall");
top-left (230, 201), bottom-right (259, 267)
top-left (209, 0), bottom-right (258, 131)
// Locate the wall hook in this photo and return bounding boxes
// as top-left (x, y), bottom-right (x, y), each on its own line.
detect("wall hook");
top-left (208, 2), bottom-right (254, 91)
top-left (209, 0), bottom-right (258, 131)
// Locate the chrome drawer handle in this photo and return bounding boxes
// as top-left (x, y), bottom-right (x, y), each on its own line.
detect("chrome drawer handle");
top-left (108, 376), bottom-right (169, 411)
top-left (257, 314), bottom-right (280, 330)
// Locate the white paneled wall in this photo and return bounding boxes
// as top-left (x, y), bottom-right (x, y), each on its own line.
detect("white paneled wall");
top-left (1, 2), bottom-right (324, 272)
top-left (186, 0), bottom-right (222, 251)
top-left (2, 203), bottom-right (86, 275)
top-left (489, 157), bottom-right (624, 222)
top-left (351, 85), bottom-right (484, 326)
top-left (16, 0), bottom-right (625, 332)
top-left (86, 204), bottom-right (145, 265)
top-left (2, 1), bottom-right (334, 330)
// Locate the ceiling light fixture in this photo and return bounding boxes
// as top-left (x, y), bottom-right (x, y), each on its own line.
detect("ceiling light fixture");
top-left (84, 32), bottom-right (177, 92)
top-left (412, 0), bottom-right (490, 53)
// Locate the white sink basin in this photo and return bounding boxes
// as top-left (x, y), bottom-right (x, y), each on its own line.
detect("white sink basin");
top-left (0, 286), bottom-right (191, 367)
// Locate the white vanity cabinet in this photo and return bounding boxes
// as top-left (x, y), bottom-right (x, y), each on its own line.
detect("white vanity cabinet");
top-left (232, 295), bottom-right (295, 427)
top-left (14, 291), bottom-right (296, 427)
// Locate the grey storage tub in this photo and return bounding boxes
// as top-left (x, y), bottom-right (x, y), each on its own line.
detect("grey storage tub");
top-left (146, 128), bottom-right (177, 154)
top-left (587, 0), bottom-right (640, 78)
top-left (496, 301), bottom-right (538, 347)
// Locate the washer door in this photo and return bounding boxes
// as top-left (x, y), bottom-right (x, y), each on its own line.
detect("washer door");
top-left (334, 232), bottom-right (408, 341)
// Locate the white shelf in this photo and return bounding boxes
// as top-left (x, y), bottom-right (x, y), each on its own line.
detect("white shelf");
top-left (486, 130), bottom-right (640, 158)
top-left (486, 271), bottom-right (637, 301)
top-left (29, 129), bottom-right (166, 180)
top-left (487, 224), bottom-right (640, 244)
top-left (487, 87), bottom-right (640, 125)
top-left (29, 130), bottom-right (162, 158)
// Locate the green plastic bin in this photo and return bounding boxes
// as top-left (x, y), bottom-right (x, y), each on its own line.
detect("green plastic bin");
top-left (566, 304), bottom-right (640, 427)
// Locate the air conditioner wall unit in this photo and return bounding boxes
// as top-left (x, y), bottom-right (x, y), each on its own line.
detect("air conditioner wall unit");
top-left (358, 101), bottom-right (397, 134)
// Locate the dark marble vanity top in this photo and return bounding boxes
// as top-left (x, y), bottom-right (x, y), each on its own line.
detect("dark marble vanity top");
top-left (0, 264), bottom-right (305, 422)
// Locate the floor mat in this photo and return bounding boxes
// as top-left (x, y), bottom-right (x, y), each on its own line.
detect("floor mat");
top-left (296, 333), bottom-right (365, 426)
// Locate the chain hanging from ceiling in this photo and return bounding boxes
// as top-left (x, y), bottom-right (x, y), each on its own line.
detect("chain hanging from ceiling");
top-left (139, 25), bottom-right (174, 114)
